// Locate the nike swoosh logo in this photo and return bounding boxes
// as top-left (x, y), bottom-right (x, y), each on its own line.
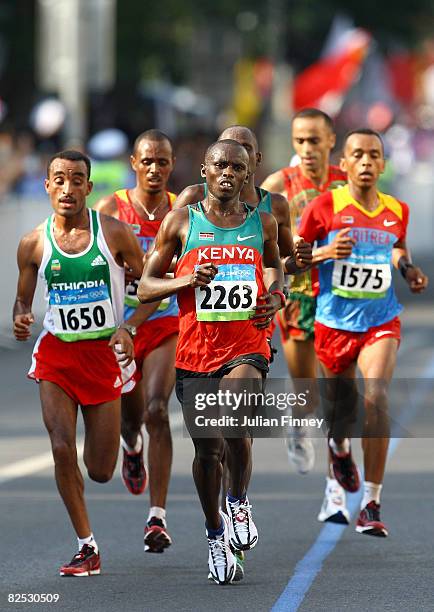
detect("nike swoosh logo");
top-left (383, 220), bottom-right (397, 227)
top-left (237, 234), bottom-right (256, 242)
top-left (375, 330), bottom-right (393, 338)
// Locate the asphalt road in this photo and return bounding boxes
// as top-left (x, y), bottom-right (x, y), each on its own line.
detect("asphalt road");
top-left (0, 301), bottom-right (433, 612)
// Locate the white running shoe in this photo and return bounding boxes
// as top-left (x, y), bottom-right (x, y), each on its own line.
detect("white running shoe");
top-left (207, 512), bottom-right (237, 585)
top-left (286, 429), bottom-right (315, 474)
top-left (225, 495), bottom-right (258, 551)
top-left (208, 549), bottom-right (244, 582)
top-left (317, 479), bottom-right (350, 525)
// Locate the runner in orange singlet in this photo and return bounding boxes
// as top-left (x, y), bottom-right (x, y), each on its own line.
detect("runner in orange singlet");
top-left (137, 140), bottom-right (288, 584)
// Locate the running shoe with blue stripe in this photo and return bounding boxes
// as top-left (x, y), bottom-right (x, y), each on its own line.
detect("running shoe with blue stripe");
top-left (208, 549), bottom-right (244, 582)
top-left (207, 512), bottom-right (236, 585)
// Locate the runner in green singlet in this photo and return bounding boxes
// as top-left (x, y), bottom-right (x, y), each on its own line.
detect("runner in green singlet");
top-left (13, 150), bottom-right (146, 576)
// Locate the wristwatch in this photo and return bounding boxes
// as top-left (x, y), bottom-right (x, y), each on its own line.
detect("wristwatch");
top-left (119, 323), bottom-right (137, 339)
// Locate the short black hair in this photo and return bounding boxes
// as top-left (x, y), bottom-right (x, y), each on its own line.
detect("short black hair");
top-left (292, 108), bottom-right (334, 132)
top-left (133, 129), bottom-right (173, 155)
top-left (204, 139), bottom-right (248, 163)
top-left (344, 128), bottom-right (384, 154)
top-left (218, 125), bottom-right (258, 151)
top-left (47, 150), bottom-right (91, 179)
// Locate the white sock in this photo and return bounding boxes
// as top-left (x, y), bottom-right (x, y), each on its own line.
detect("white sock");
top-left (120, 433), bottom-right (142, 454)
top-left (147, 506), bottom-right (166, 525)
top-left (329, 438), bottom-right (350, 456)
top-left (77, 533), bottom-right (98, 554)
top-left (361, 481), bottom-right (382, 509)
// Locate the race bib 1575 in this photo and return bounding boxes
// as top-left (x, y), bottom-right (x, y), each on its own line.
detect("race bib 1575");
top-left (332, 261), bottom-right (391, 299)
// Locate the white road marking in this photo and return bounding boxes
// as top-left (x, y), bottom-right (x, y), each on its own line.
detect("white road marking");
top-left (0, 412), bottom-right (185, 486)
top-left (0, 441), bottom-right (84, 485)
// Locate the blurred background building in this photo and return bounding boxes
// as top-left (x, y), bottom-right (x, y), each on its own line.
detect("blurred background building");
top-left (0, 0), bottom-right (433, 254)
top-left (0, 1), bottom-right (433, 194)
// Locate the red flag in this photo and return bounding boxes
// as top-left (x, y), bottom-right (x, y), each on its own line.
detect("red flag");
top-left (294, 29), bottom-right (371, 113)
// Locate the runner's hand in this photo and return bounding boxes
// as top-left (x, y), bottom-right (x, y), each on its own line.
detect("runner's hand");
top-left (293, 236), bottom-right (313, 267)
top-left (189, 263), bottom-right (218, 287)
top-left (405, 266), bottom-right (428, 293)
top-left (328, 228), bottom-right (356, 259)
top-left (251, 293), bottom-right (281, 329)
top-left (109, 329), bottom-right (135, 366)
top-left (13, 313), bottom-right (34, 341)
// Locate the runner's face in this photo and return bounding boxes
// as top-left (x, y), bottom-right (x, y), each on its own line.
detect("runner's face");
top-left (292, 117), bottom-right (335, 174)
top-left (219, 128), bottom-right (260, 174)
top-left (45, 159), bottom-right (92, 217)
top-left (202, 145), bottom-right (248, 201)
top-left (341, 134), bottom-right (385, 189)
top-left (131, 139), bottom-right (174, 195)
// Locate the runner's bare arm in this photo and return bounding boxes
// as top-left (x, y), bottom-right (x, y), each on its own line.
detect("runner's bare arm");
top-left (95, 198), bottom-right (161, 320)
top-left (268, 192), bottom-right (313, 272)
top-left (95, 197), bottom-right (141, 277)
top-left (270, 192), bottom-right (294, 258)
top-left (173, 184), bottom-right (206, 209)
top-left (311, 227), bottom-right (356, 264)
top-left (261, 213), bottom-right (284, 292)
top-left (295, 193), bottom-right (345, 267)
top-left (251, 213), bottom-right (284, 328)
top-left (100, 214), bottom-right (143, 278)
top-left (123, 301), bottom-right (161, 327)
top-left (138, 209), bottom-right (217, 303)
top-left (93, 194), bottom-right (119, 217)
top-left (392, 240), bottom-right (410, 270)
top-left (106, 215), bottom-right (163, 323)
top-left (393, 240), bottom-right (428, 293)
top-left (283, 234), bottom-right (313, 274)
top-left (13, 229), bottom-right (43, 340)
top-left (104, 217), bottom-right (146, 361)
top-left (260, 170), bottom-right (285, 194)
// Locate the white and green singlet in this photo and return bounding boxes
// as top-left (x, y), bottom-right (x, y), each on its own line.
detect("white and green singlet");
top-left (39, 209), bottom-right (125, 342)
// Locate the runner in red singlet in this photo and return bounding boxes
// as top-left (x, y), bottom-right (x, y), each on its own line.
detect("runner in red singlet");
top-left (95, 130), bottom-right (177, 552)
